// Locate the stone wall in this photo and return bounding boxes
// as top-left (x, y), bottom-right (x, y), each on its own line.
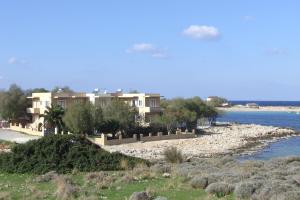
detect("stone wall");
top-left (10, 123), bottom-right (44, 136)
top-left (89, 130), bottom-right (196, 146)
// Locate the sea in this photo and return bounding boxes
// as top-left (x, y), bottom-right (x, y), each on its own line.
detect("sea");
top-left (217, 101), bottom-right (300, 160)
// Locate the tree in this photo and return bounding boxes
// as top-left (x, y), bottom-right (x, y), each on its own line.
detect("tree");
top-left (153, 109), bottom-right (178, 133)
top-left (26, 88), bottom-right (49, 94)
top-left (43, 105), bottom-right (65, 133)
top-left (0, 84), bottom-right (29, 121)
top-left (154, 97), bottom-right (219, 131)
top-left (128, 89), bottom-right (139, 93)
top-left (52, 86), bottom-right (74, 93)
top-left (207, 96), bottom-right (228, 107)
top-left (63, 102), bottom-right (96, 135)
top-left (102, 99), bottom-right (136, 135)
top-left (93, 105), bottom-right (104, 131)
top-left (97, 119), bottom-right (120, 137)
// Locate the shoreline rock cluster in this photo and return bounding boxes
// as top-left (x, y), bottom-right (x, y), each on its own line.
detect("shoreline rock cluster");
top-left (103, 124), bottom-right (298, 160)
top-left (218, 105), bottom-right (300, 112)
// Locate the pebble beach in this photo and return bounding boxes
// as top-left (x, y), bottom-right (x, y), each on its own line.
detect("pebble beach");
top-left (103, 124), bottom-right (297, 160)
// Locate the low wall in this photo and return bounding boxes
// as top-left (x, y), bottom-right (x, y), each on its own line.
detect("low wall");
top-left (90, 131), bottom-right (196, 146)
top-left (10, 124), bottom-right (44, 137)
top-left (89, 134), bottom-right (138, 146)
top-left (140, 132), bottom-right (196, 142)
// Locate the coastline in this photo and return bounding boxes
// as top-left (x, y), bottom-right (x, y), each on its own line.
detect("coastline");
top-left (218, 105), bottom-right (300, 112)
top-left (102, 124), bottom-right (298, 161)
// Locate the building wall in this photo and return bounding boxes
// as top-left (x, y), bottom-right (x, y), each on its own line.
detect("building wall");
top-left (27, 92), bottom-right (162, 128)
top-left (52, 97), bottom-right (89, 109)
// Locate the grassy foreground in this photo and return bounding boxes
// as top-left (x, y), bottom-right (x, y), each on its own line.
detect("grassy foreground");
top-left (0, 171), bottom-right (234, 200)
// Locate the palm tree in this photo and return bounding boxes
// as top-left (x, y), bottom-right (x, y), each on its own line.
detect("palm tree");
top-left (43, 105), bottom-right (65, 134)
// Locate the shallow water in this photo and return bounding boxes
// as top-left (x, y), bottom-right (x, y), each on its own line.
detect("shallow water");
top-left (217, 111), bottom-right (300, 160)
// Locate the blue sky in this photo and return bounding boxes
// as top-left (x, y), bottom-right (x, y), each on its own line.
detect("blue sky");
top-left (0, 1), bottom-right (299, 100)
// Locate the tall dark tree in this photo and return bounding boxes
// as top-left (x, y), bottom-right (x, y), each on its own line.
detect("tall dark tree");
top-left (0, 84), bottom-right (29, 121)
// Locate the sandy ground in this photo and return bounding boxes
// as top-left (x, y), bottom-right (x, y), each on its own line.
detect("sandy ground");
top-left (218, 106), bottom-right (300, 112)
top-left (0, 129), bottom-right (41, 143)
top-left (103, 124), bottom-right (297, 160)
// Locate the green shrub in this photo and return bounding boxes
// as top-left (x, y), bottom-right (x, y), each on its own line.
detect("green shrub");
top-left (0, 135), bottom-right (147, 174)
top-left (163, 147), bottom-right (183, 164)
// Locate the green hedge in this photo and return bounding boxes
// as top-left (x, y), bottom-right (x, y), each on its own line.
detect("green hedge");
top-left (0, 135), bottom-right (147, 174)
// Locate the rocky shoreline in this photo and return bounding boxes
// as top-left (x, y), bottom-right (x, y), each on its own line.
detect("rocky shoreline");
top-left (218, 105), bottom-right (300, 112)
top-left (103, 124), bottom-right (298, 160)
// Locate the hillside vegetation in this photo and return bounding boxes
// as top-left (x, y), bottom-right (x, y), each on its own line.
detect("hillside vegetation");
top-left (0, 135), bottom-right (146, 174)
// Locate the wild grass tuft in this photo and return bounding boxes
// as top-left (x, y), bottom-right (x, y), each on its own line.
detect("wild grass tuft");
top-left (163, 147), bottom-right (183, 164)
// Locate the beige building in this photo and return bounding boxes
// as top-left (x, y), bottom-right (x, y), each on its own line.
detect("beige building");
top-left (26, 91), bottom-right (162, 132)
top-left (110, 92), bottom-right (162, 123)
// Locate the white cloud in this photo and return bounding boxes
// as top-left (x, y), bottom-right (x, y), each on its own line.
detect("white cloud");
top-left (126, 43), bottom-right (168, 58)
top-left (266, 48), bottom-right (287, 55)
top-left (182, 25), bottom-right (220, 40)
top-left (243, 15), bottom-right (255, 21)
top-left (8, 56), bottom-right (28, 65)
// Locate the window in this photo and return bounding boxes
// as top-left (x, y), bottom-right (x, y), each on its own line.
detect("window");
top-left (33, 101), bottom-right (40, 108)
top-left (45, 101), bottom-right (50, 107)
top-left (138, 100), bottom-right (143, 107)
top-left (150, 99), bottom-right (156, 107)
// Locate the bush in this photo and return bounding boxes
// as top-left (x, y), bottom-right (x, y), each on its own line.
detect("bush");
top-left (163, 147), bottom-right (183, 164)
top-left (276, 191), bottom-right (300, 200)
top-left (254, 180), bottom-right (296, 200)
top-left (205, 182), bottom-right (234, 197)
top-left (190, 176), bottom-right (208, 189)
top-left (0, 135), bottom-right (147, 174)
top-left (234, 181), bottom-right (263, 199)
top-left (150, 163), bottom-right (171, 174)
top-left (126, 126), bottom-right (168, 138)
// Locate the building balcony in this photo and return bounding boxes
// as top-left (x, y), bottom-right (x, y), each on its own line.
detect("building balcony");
top-left (26, 108), bottom-right (40, 114)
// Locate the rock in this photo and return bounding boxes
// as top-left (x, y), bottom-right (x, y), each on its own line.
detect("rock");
top-left (186, 156), bottom-right (193, 162)
top-left (129, 192), bottom-right (150, 200)
top-left (162, 173), bottom-right (171, 178)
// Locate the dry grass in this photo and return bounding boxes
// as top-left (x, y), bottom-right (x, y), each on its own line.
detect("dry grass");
top-left (35, 171), bottom-right (58, 183)
top-left (0, 192), bottom-right (11, 200)
top-left (85, 171), bottom-right (114, 189)
top-left (163, 147), bottom-right (183, 164)
top-left (54, 175), bottom-right (78, 200)
top-left (120, 159), bottom-right (129, 170)
top-left (25, 185), bottom-right (46, 199)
